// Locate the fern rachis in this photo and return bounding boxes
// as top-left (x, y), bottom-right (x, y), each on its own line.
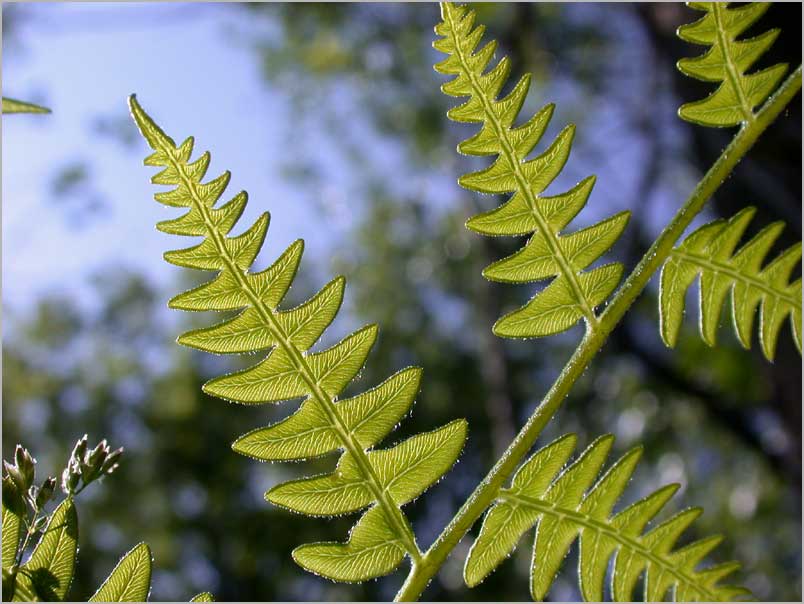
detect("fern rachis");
top-left (129, 95), bottom-right (469, 583)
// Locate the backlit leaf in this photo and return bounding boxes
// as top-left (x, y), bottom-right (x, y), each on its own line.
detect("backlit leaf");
top-left (2, 501), bottom-right (22, 570)
top-left (18, 499), bottom-right (78, 601)
top-left (89, 542), bottom-right (152, 602)
top-left (292, 506), bottom-right (407, 582)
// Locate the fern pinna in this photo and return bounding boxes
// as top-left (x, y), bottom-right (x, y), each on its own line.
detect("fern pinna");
top-left (463, 434), bottom-right (749, 602)
top-left (128, 96), bottom-right (467, 582)
top-left (660, 207), bottom-right (801, 361)
top-left (676, 2), bottom-right (789, 127)
top-left (434, 2), bottom-right (630, 339)
top-left (2, 97), bottom-right (51, 114)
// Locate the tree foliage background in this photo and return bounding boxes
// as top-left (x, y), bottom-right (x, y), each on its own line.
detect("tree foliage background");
top-left (2, 3), bottom-right (801, 601)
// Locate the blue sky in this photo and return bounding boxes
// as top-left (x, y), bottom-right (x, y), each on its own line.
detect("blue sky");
top-left (3, 2), bottom-right (698, 319)
top-left (2, 3), bottom-right (423, 315)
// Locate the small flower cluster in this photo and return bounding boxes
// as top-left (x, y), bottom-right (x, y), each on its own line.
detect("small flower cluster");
top-left (61, 435), bottom-right (123, 496)
top-left (2, 445), bottom-right (56, 517)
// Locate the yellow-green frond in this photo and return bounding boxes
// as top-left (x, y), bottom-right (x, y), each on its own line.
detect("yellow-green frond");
top-left (464, 434), bottom-right (749, 602)
top-left (677, 2), bottom-right (788, 127)
top-left (435, 2), bottom-right (630, 339)
top-left (660, 207), bottom-right (801, 361)
top-left (129, 94), bottom-right (468, 583)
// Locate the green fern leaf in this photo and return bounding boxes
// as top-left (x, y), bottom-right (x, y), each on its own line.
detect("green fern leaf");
top-left (190, 592), bottom-right (215, 602)
top-left (293, 505), bottom-right (407, 582)
top-left (14, 499), bottom-right (78, 601)
top-left (464, 434), bottom-right (749, 602)
top-left (677, 2), bottom-right (788, 127)
top-left (129, 95), bottom-right (468, 583)
top-left (2, 97), bottom-right (51, 114)
top-left (89, 542), bottom-right (152, 602)
top-left (434, 2), bottom-right (630, 338)
top-left (660, 207), bottom-right (801, 361)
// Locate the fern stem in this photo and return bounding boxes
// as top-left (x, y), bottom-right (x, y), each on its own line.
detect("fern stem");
top-left (165, 148), bottom-right (423, 564)
top-left (395, 64), bottom-right (801, 602)
top-left (712, 2), bottom-right (754, 124)
top-left (443, 5), bottom-right (600, 329)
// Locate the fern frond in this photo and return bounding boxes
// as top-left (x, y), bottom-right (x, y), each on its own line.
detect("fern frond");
top-left (2, 97), bottom-right (51, 114)
top-left (129, 95), bottom-right (468, 583)
top-left (434, 2), bottom-right (630, 338)
top-left (464, 434), bottom-right (749, 602)
top-left (677, 2), bottom-right (788, 127)
top-left (660, 207), bottom-right (801, 361)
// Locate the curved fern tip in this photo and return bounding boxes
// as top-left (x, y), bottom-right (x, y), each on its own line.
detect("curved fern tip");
top-left (127, 93), bottom-right (142, 117)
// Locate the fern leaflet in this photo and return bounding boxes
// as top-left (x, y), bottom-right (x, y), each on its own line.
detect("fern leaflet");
top-left (2, 97), bottom-right (51, 114)
top-left (129, 95), bottom-right (468, 583)
top-left (434, 2), bottom-right (630, 338)
top-left (464, 434), bottom-right (749, 602)
top-left (660, 207), bottom-right (801, 361)
top-left (677, 2), bottom-right (788, 127)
